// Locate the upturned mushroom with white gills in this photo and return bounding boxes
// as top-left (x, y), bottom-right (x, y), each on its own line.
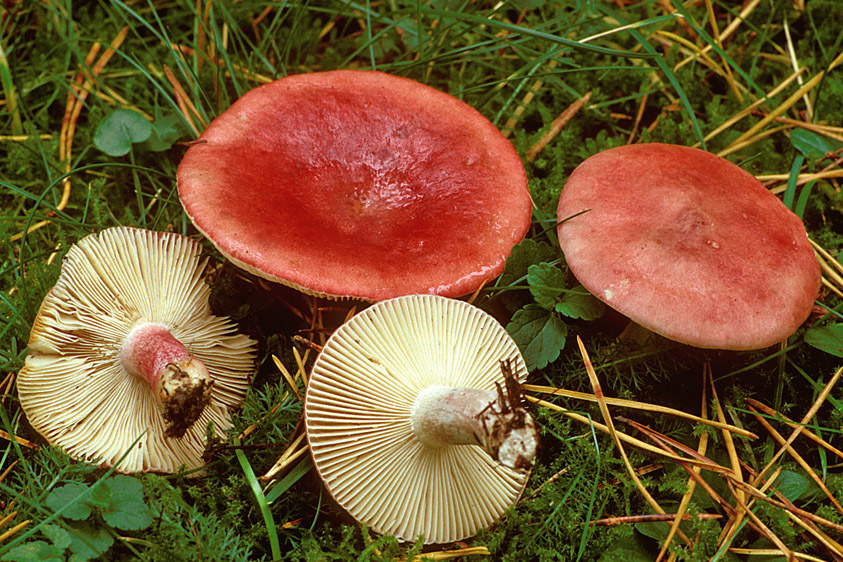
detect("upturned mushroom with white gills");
top-left (305, 294), bottom-right (538, 544)
top-left (119, 321), bottom-right (214, 438)
top-left (177, 70), bottom-right (532, 301)
top-left (557, 143), bottom-right (821, 351)
top-left (17, 227), bottom-right (256, 474)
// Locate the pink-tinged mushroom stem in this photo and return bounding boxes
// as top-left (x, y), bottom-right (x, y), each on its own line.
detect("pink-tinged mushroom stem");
top-left (411, 384), bottom-right (538, 471)
top-left (121, 322), bottom-right (214, 438)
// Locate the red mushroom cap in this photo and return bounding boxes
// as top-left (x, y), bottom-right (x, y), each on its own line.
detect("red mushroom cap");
top-left (557, 143), bottom-right (821, 350)
top-left (177, 70), bottom-right (531, 301)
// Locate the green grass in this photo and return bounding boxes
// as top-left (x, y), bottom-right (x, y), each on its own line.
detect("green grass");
top-left (2, 0), bottom-right (843, 560)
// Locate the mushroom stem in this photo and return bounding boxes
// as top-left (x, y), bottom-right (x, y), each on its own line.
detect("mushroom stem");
top-left (121, 322), bottom-right (214, 438)
top-left (411, 384), bottom-right (538, 472)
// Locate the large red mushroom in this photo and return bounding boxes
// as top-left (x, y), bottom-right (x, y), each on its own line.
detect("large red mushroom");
top-left (557, 143), bottom-right (821, 351)
top-left (177, 70), bottom-right (532, 301)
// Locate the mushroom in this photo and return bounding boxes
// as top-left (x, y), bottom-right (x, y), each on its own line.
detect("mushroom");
top-left (177, 69), bottom-right (532, 301)
top-left (17, 227), bottom-right (256, 473)
top-left (305, 294), bottom-right (538, 544)
top-left (556, 143), bottom-right (821, 350)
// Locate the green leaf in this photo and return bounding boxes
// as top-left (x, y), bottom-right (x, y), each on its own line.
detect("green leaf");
top-left (500, 239), bottom-right (559, 288)
top-left (65, 520), bottom-right (114, 562)
top-left (498, 238), bottom-right (559, 312)
top-left (527, 262), bottom-right (568, 310)
top-left (507, 304), bottom-right (568, 371)
top-left (102, 475), bottom-right (152, 530)
top-left (773, 470), bottom-right (821, 504)
top-left (45, 483), bottom-right (94, 521)
top-left (782, 155), bottom-right (805, 210)
top-left (555, 284), bottom-right (605, 321)
top-left (0, 542), bottom-right (64, 562)
top-left (794, 180), bottom-right (816, 219)
top-left (141, 113), bottom-right (189, 152)
top-left (93, 109), bottom-right (153, 157)
top-left (265, 456), bottom-right (314, 504)
top-left (596, 533), bottom-right (655, 562)
top-left (87, 484), bottom-right (111, 510)
top-left (790, 128), bottom-right (843, 160)
top-left (804, 324), bottom-right (843, 358)
top-left (41, 525), bottom-right (72, 550)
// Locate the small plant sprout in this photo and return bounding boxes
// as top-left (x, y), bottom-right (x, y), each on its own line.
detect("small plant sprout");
top-left (305, 294), bottom-right (538, 544)
top-left (557, 143), bottom-right (821, 350)
top-left (177, 70), bottom-right (532, 300)
top-left (17, 227), bottom-right (257, 473)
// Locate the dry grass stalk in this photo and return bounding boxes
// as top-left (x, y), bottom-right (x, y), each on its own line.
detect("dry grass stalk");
top-left (399, 546), bottom-right (490, 561)
top-left (576, 336), bottom-right (694, 549)
top-left (737, 466), bottom-right (843, 560)
top-left (724, 50), bottom-right (843, 154)
top-left (746, 397), bottom-right (843, 462)
top-left (524, 384), bottom-right (757, 438)
top-left (163, 64), bottom-right (204, 136)
top-left (751, 366), bottom-right (843, 487)
top-left (529, 395), bottom-right (728, 473)
top-left (690, 0), bottom-right (762, 60)
top-left (173, 44), bottom-right (275, 84)
top-left (810, 239), bottom-right (843, 300)
top-left (292, 345), bottom-right (310, 387)
top-left (654, 367), bottom-right (709, 562)
top-left (0, 430), bottom-right (38, 449)
top-left (704, 0), bottom-right (741, 102)
top-left (0, 461), bottom-right (28, 544)
top-left (709, 373), bottom-right (749, 543)
top-left (12, 26), bottom-right (128, 242)
top-left (262, 432), bottom-right (308, 481)
top-left (746, 403), bottom-right (843, 515)
top-left (622, 418), bottom-right (739, 519)
top-left (700, 67), bottom-right (805, 147)
top-left (501, 58), bottom-right (559, 138)
top-left (785, 510), bottom-right (843, 558)
top-left (654, 30), bottom-right (744, 97)
top-left (760, 169), bottom-right (843, 188)
top-left (626, 91), bottom-right (649, 144)
top-left (273, 354), bottom-right (303, 401)
top-left (731, 479), bottom-right (843, 536)
top-left (526, 91), bottom-right (592, 161)
top-left (729, 548), bottom-right (826, 562)
top-left (591, 513), bottom-right (721, 526)
top-left (782, 17), bottom-right (812, 120)
top-left (0, 519), bottom-right (30, 544)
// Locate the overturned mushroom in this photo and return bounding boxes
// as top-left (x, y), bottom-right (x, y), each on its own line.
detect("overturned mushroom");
top-left (557, 143), bottom-right (821, 350)
top-left (305, 294), bottom-right (537, 544)
top-left (177, 70), bottom-right (532, 301)
top-left (17, 227), bottom-right (256, 473)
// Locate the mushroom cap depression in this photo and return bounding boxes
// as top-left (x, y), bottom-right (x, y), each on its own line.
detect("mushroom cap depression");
top-left (305, 294), bottom-right (530, 544)
top-left (557, 143), bottom-right (821, 350)
top-left (177, 70), bottom-right (532, 301)
top-left (17, 227), bottom-right (256, 473)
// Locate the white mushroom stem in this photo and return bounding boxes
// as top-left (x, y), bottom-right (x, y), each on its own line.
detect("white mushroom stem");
top-left (411, 385), bottom-right (538, 472)
top-left (120, 322), bottom-right (214, 438)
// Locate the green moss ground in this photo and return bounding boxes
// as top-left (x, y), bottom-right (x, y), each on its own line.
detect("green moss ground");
top-left (2, 1), bottom-right (843, 560)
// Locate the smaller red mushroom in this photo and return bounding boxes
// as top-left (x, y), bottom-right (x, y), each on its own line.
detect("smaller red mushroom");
top-left (556, 143), bottom-right (821, 350)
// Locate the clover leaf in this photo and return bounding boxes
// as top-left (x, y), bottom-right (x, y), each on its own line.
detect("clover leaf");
top-left (93, 109), bottom-right (153, 156)
top-left (102, 474), bottom-right (152, 530)
top-left (507, 304), bottom-right (568, 371)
